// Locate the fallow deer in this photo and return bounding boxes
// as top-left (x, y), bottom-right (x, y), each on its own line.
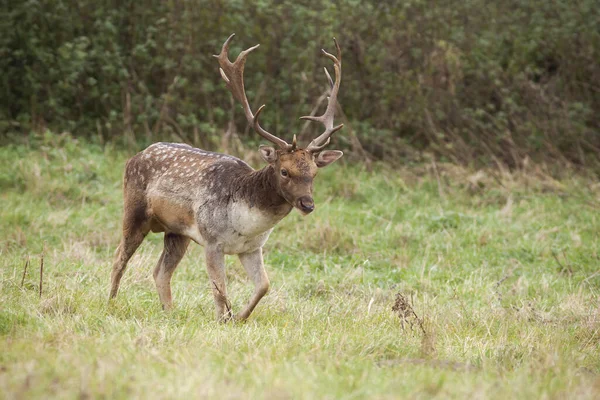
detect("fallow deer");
top-left (109, 34), bottom-right (344, 321)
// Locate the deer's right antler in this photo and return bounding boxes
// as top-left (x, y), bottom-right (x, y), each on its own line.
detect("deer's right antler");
top-left (214, 34), bottom-right (293, 151)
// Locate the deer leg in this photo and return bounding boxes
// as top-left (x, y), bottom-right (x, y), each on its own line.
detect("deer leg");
top-left (205, 244), bottom-right (232, 321)
top-left (110, 192), bottom-right (150, 300)
top-left (109, 227), bottom-right (147, 299)
top-left (236, 248), bottom-right (270, 321)
top-left (153, 233), bottom-right (190, 311)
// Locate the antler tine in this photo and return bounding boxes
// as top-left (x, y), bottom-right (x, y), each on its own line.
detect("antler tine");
top-left (214, 34), bottom-right (291, 150)
top-left (301, 38), bottom-right (344, 153)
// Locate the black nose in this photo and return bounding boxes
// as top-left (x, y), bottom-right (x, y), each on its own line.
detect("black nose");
top-left (298, 196), bottom-right (314, 213)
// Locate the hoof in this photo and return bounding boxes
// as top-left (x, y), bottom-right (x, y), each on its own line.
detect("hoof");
top-left (218, 310), bottom-right (235, 323)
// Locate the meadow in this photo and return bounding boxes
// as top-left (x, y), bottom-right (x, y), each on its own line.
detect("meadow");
top-left (1, 133), bottom-right (599, 399)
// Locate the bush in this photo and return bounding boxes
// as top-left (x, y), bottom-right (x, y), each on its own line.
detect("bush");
top-left (2, 0), bottom-right (599, 170)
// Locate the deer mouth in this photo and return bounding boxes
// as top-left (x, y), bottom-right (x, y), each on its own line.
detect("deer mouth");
top-left (296, 197), bottom-right (315, 215)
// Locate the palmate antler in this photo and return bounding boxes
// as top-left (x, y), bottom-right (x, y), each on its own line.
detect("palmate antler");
top-left (215, 34), bottom-right (343, 153)
top-left (300, 38), bottom-right (344, 153)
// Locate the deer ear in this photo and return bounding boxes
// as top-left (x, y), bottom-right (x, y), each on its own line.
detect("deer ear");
top-left (259, 145), bottom-right (278, 163)
top-left (315, 150), bottom-right (343, 168)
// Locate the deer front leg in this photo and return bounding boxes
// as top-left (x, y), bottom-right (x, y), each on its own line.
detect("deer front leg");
top-left (205, 244), bottom-right (232, 321)
top-left (236, 247), bottom-right (270, 321)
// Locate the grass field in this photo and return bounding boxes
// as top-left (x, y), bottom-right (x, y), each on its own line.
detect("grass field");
top-left (1, 133), bottom-right (599, 399)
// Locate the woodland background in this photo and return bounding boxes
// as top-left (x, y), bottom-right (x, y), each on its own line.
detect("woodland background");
top-left (2, 0), bottom-right (599, 170)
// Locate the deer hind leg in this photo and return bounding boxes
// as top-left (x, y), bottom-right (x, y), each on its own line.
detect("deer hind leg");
top-left (109, 226), bottom-right (147, 299)
top-left (153, 233), bottom-right (190, 310)
top-left (109, 195), bottom-right (149, 299)
top-left (236, 248), bottom-right (270, 321)
top-left (205, 244), bottom-right (232, 321)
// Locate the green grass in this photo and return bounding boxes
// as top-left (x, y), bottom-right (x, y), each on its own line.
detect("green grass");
top-left (1, 132), bottom-right (599, 399)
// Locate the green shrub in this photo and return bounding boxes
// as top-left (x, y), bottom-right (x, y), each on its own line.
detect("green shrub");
top-left (1, 0), bottom-right (598, 170)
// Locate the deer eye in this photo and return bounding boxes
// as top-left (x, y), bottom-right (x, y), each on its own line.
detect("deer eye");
top-left (280, 169), bottom-right (289, 177)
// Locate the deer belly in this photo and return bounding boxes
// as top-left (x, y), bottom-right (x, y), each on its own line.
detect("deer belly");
top-left (148, 196), bottom-right (207, 244)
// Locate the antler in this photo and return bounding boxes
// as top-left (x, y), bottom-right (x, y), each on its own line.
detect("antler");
top-left (300, 38), bottom-right (344, 153)
top-left (214, 34), bottom-right (292, 150)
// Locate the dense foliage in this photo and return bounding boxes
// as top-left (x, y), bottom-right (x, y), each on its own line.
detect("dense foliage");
top-left (2, 0), bottom-right (599, 167)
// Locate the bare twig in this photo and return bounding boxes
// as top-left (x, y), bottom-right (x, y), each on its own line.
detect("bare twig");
top-left (151, 76), bottom-right (182, 137)
top-left (123, 87), bottom-right (134, 146)
top-left (21, 255), bottom-right (29, 287)
top-left (583, 270), bottom-right (600, 286)
top-left (452, 287), bottom-right (470, 320)
top-left (431, 158), bottom-right (446, 200)
top-left (39, 246), bottom-right (45, 298)
top-left (552, 251), bottom-right (572, 275)
top-left (493, 273), bottom-right (511, 305)
top-left (163, 114), bottom-right (187, 143)
top-left (212, 280), bottom-right (232, 318)
top-left (333, 102), bottom-right (371, 165)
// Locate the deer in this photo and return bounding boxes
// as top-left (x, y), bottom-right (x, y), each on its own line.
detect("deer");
top-left (109, 34), bottom-right (344, 321)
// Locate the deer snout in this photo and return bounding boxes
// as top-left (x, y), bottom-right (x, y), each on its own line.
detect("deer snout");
top-left (297, 196), bottom-right (315, 214)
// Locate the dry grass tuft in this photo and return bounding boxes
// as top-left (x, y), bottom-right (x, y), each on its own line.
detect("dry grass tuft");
top-left (391, 292), bottom-right (437, 357)
top-left (392, 292), bottom-right (425, 335)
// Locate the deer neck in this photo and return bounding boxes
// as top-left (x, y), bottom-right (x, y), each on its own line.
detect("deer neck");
top-left (234, 165), bottom-right (292, 217)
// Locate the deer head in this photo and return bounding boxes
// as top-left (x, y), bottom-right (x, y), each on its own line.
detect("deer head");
top-left (214, 34), bottom-right (344, 215)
